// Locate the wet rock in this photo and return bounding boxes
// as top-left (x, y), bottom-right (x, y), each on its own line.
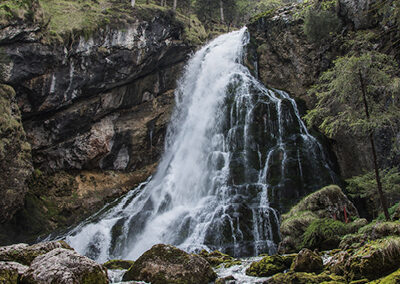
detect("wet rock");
top-left (0, 261), bottom-right (28, 283)
top-left (291, 248), bottom-right (323, 273)
top-left (103, 259), bottom-right (134, 270)
top-left (122, 244), bottom-right (217, 284)
top-left (245, 255), bottom-right (289, 277)
top-left (0, 241), bottom-right (72, 266)
top-left (372, 268), bottom-right (400, 283)
top-left (20, 248), bottom-right (108, 284)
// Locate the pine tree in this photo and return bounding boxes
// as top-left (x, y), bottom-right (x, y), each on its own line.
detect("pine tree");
top-left (305, 52), bottom-right (400, 221)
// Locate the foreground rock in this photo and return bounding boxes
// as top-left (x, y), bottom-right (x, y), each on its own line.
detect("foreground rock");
top-left (20, 248), bottom-right (108, 284)
top-left (268, 271), bottom-right (346, 284)
top-left (0, 241), bottom-right (72, 265)
top-left (122, 244), bottom-right (217, 284)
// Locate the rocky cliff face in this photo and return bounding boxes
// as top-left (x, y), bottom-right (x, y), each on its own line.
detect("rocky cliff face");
top-left (247, 0), bottom-right (398, 179)
top-left (0, 3), bottom-right (195, 242)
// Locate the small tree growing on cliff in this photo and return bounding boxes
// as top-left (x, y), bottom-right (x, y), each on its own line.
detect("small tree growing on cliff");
top-left (305, 51), bottom-right (400, 221)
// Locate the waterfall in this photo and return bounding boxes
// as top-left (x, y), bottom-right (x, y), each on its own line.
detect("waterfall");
top-left (64, 27), bottom-right (335, 262)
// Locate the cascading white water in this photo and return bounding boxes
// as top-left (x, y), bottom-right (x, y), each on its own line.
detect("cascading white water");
top-left (64, 27), bottom-right (336, 263)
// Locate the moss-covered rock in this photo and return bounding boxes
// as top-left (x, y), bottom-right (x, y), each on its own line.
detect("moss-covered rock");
top-left (291, 248), bottom-right (323, 273)
top-left (245, 255), bottom-right (289, 277)
top-left (279, 185), bottom-right (359, 253)
top-left (20, 248), bottom-right (108, 284)
top-left (122, 244), bottom-right (217, 284)
top-left (0, 241), bottom-right (72, 266)
top-left (301, 218), bottom-right (348, 250)
top-left (198, 250), bottom-right (241, 268)
top-left (347, 237), bottom-right (400, 281)
top-left (103, 259), bottom-right (134, 270)
top-left (268, 271), bottom-right (346, 284)
top-left (0, 261), bottom-right (28, 284)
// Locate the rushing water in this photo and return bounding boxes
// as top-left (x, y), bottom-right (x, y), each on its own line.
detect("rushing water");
top-left (63, 27), bottom-right (335, 263)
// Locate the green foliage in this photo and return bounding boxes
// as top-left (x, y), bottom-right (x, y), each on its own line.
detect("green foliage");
top-left (347, 168), bottom-right (400, 215)
top-left (303, 8), bottom-right (341, 43)
top-left (301, 218), bottom-right (349, 250)
top-left (305, 52), bottom-right (400, 138)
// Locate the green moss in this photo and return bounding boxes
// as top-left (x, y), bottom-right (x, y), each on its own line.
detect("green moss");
top-left (250, 8), bottom-right (278, 24)
top-left (268, 271), bottom-right (346, 284)
top-left (302, 218), bottom-right (348, 250)
top-left (103, 259), bottom-right (134, 270)
top-left (348, 237), bottom-right (400, 281)
top-left (198, 250), bottom-right (241, 268)
top-left (246, 255), bottom-right (288, 277)
top-left (371, 268), bottom-right (400, 283)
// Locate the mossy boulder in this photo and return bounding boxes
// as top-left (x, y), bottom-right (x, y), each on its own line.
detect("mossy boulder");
top-left (245, 255), bottom-right (290, 277)
top-left (347, 237), bottom-right (400, 281)
top-left (301, 218), bottom-right (349, 250)
top-left (103, 259), bottom-right (134, 270)
top-left (0, 261), bottom-right (28, 284)
top-left (20, 248), bottom-right (108, 284)
top-left (291, 248), bottom-right (323, 273)
top-left (279, 185), bottom-right (359, 253)
top-left (122, 244), bottom-right (217, 284)
top-left (268, 271), bottom-right (346, 284)
top-left (0, 241), bottom-right (72, 266)
top-left (198, 250), bottom-right (241, 268)
top-left (215, 275), bottom-right (235, 284)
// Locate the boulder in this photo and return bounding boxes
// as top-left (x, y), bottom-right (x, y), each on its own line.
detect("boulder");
top-left (372, 268), bottom-right (400, 283)
top-left (215, 275), bottom-right (235, 284)
top-left (20, 248), bottom-right (108, 284)
top-left (122, 244), bottom-right (217, 284)
top-left (0, 241), bottom-right (72, 266)
top-left (0, 261), bottom-right (28, 283)
top-left (245, 255), bottom-right (292, 277)
top-left (291, 249), bottom-right (323, 273)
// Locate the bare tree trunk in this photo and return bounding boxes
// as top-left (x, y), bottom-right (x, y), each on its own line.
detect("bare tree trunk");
top-left (131, 0), bottom-right (135, 8)
top-left (173, 0), bottom-right (177, 11)
top-left (359, 71), bottom-right (390, 221)
top-left (220, 0), bottom-right (224, 23)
